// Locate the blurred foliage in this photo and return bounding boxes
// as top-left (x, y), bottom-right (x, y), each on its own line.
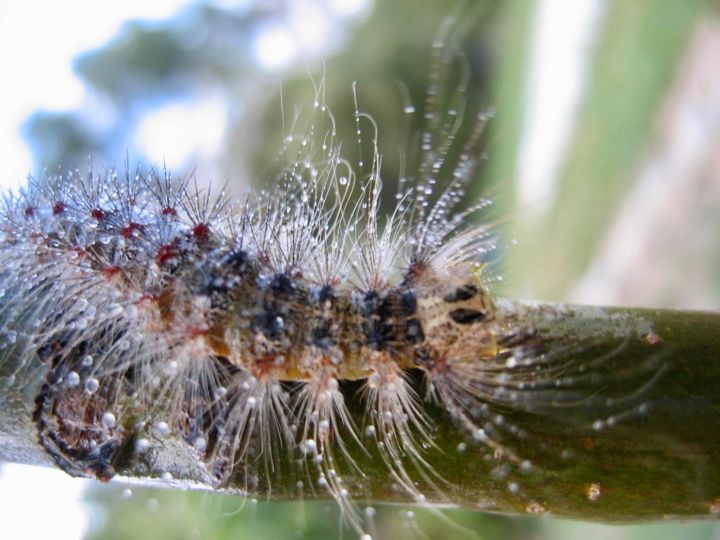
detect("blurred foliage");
top-left (511, 0), bottom-right (717, 300)
top-left (18, 0), bottom-right (720, 538)
top-left (23, 2), bottom-right (257, 168)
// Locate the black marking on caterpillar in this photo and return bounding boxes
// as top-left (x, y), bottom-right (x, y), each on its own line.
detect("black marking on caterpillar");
top-left (448, 307), bottom-right (488, 325)
top-left (443, 283), bottom-right (478, 303)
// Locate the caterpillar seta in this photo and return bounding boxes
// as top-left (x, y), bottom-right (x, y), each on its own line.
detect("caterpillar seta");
top-left (0, 23), bottom-right (664, 539)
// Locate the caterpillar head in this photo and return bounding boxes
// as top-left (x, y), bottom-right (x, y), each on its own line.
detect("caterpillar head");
top-left (413, 263), bottom-right (498, 360)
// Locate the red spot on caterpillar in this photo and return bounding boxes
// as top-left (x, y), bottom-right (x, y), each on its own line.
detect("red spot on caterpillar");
top-left (192, 222), bottom-right (210, 238)
top-left (406, 259), bottom-right (429, 279)
top-left (161, 207), bottom-right (177, 217)
top-left (156, 243), bottom-right (179, 266)
top-left (52, 202), bottom-right (66, 215)
top-left (255, 355), bottom-right (275, 367)
top-left (188, 326), bottom-right (209, 340)
top-left (253, 355), bottom-right (278, 376)
top-left (24, 206), bottom-right (35, 218)
top-left (121, 222), bottom-right (142, 239)
top-left (103, 266), bottom-right (121, 279)
top-left (139, 293), bottom-right (158, 303)
top-left (91, 208), bottom-right (106, 220)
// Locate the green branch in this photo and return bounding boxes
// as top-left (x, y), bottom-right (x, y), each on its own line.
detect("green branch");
top-left (2, 301), bottom-right (719, 521)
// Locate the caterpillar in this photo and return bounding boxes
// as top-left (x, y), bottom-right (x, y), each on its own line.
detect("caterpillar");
top-left (0, 25), bottom-right (663, 540)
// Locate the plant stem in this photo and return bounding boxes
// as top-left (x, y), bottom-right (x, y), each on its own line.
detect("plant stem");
top-left (2, 301), bottom-right (719, 521)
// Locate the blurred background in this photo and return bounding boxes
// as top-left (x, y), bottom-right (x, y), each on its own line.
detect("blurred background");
top-left (1, 0), bottom-right (720, 538)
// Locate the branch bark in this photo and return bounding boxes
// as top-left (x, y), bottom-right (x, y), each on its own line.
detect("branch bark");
top-left (2, 301), bottom-right (719, 521)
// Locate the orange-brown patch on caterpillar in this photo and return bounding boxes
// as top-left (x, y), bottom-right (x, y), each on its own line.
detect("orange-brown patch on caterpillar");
top-left (157, 286), bottom-right (176, 323)
top-left (206, 319), bottom-right (231, 358)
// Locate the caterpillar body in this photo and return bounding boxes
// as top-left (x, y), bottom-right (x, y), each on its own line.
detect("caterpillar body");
top-left (0, 33), bottom-right (661, 539)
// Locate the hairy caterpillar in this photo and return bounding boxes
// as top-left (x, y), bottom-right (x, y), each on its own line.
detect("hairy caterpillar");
top-left (0, 25), bottom-right (665, 539)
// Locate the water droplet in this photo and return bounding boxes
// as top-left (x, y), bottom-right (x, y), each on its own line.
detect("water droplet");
top-left (106, 304), bottom-right (124, 318)
top-left (65, 371), bottom-right (80, 387)
top-left (473, 428), bottom-right (487, 442)
top-left (194, 437), bottom-right (207, 452)
top-left (153, 421), bottom-right (170, 437)
top-left (85, 377), bottom-right (99, 394)
top-left (303, 439), bottom-right (317, 455)
top-left (102, 412), bottom-right (116, 429)
top-left (135, 438), bottom-right (150, 454)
